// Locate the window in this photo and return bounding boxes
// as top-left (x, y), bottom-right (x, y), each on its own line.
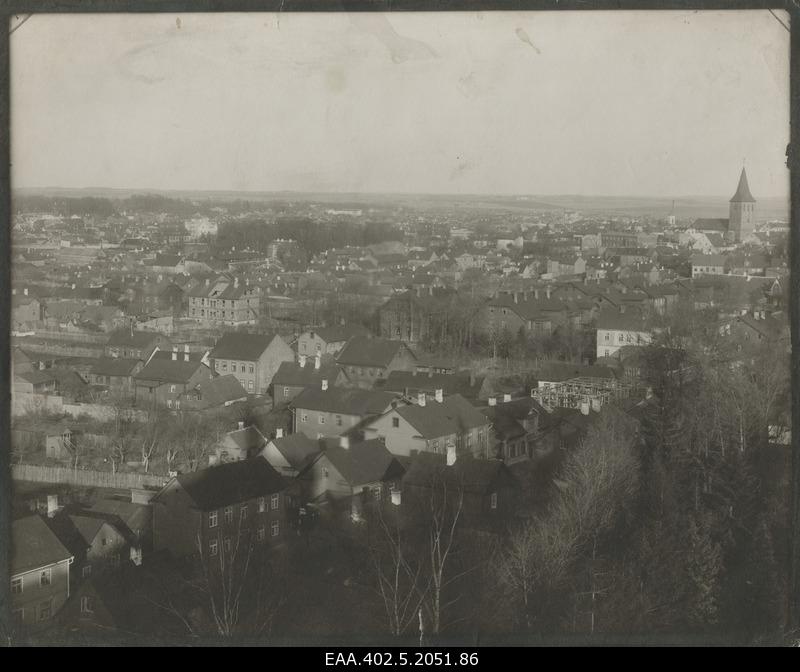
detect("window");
top-left (221, 361), bottom-right (227, 371)
top-left (170, 384), bottom-right (176, 393)
top-left (432, 439), bottom-right (439, 451)
top-left (101, 538), bottom-right (108, 546)
top-left (82, 564), bottom-right (92, 578)
top-left (271, 520), bottom-right (280, 537)
top-left (319, 415), bottom-right (326, 424)
top-left (249, 365), bottom-right (254, 374)
top-left (241, 365), bottom-right (246, 373)
top-left (11, 577), bottom-right (22, 595)
top-left (392, 417), bottom-right (400, 429)
top-left (271, 493), bottom-right (280, 510)
top-left (301, 413), bottom-right (308, 423)
top-left (258, 497), bottom-right (266, 513)
top-left (167, 399), bottom-right (173, 409)
top-left (240, 505), bottom-right (248, 522)
top-left (490, 492), bottom-right (498, 510)
top-left (336, 415), bottom-right (343, 427)
top-left (257, 527), bottom-right (265, 542)
top-left (224, 506), bottom-right (233, 524)
top-left (248, 380), bottom-right (254, 391)
top-left (223, 538), bottom-right (231, 553)
top-left (81, 596), bottom-right (95, 615)
top-left (38, 601), bottom-right (52, 622)
top-left (316, 343), bottom-right (321, 352)
top-left (209, 539), bottom-right (218, 556)
top-left (40, 569), bottom-right (51, 586)
top-left (283, 387), bottom-right (289, 396)
top-left (323, 467), bottom-right (329, 478)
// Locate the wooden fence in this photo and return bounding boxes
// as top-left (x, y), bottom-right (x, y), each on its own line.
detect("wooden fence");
top-left (12, 463), bottom-right (169, 490)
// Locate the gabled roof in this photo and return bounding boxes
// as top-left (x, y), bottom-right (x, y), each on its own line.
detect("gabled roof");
top-left (379, 370), bottom-right (485, 399)
top-left (394, 394), bottom-right (490, 439)
top-left (167, 458), bottom-right (288, 511)
top-left (133, 357), bottom-right (208, 385)
top-left (311, 438), bottom-right (405, 486)
top-left (596, 308), bottom-right (651, 332)
top-left (106, 329), bottom-right (164, 348)
top-left (221, 425), bottom-right (268, 453)
top-left (188, 374), bottom-right (248, 408)
top-left (402, 453), bottom-right (513, 495)
top-left (272, 360), bottom-right (342, 387)
top-left (291, 386), bottom-right (399, 416)
top-left (209, 332), bottom-right (280, 361)
top-left (70, 515), bottom-right (107, 545)
top-left (536, 361), bottom-right (618, 382)
top-left (301, 324), bottom-right (370, 344)
top-left (90, 357), bottom-right (142, 377)
top-left (693, 218), bottom-right (730, 233)
top-left (266, 433), bottom-right (321, 471)
top-left (12, 515), bottom-right (74, 575)
top-left (730, 167), bottom-right (756, 203)
top-left (336, 337), bottom-right (414, 368)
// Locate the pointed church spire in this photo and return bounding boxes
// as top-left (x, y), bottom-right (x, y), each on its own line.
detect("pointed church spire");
top-left (730, 166), bottom-right (756, 203)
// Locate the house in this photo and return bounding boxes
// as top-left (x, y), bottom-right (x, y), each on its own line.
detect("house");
top-left (186, 275), bottom-right (261, 327)
top-left (104, 329), bottom-right (171, 361)
top-left (727, 310), bottom-right (789, 348)
top-left (260, 430), bottom-right (321, 477)
top-left (481, 396), bottom-right (553, 464)
top-left (151, 457), bottom-right (289, 560)
top-left (272, 356), bottom-right (348, 406)
top-left (376, 288), bottom-right (457, 344)
top-left (596, 309), bottom-right (653, 359)
top-left (11, 515), bottom-right (74, 628)
top-left (377, 370), bottom-right (489, 401)
top-left (87, 497), bottom-right (153, 556)
top-left (66, 514), bottom-right (130, 577)
top-left (12, 295), bottom-right (43, 330)
top-left (212, 422), bottom-right (269, 464)
top-left (290, 385), bottom-right (399, 439)
top-left (88, 357), bottom-right (144, 399)
top-left (295, 325), bottom-right (371, 358)
top-left (13, 369), bottom-right (59, 396)
top-left (335, 336), bottom-right (418, 387)
top-left (401, 451), bottom-right (518, 534)
top-left (298, 436), bottom-right (406, 520)
top-left (691, 254), bottom-right (729, 278)
top-left (177, 374), bottom-right (249, 412)
top-left (209, 332), bottom-right (294, 396)
top-left (132, 348), bottom-right (215, 410)
top-left (361, 392), bottom-right (492, 459)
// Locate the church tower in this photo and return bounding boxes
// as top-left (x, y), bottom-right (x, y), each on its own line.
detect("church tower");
top-left (729, 167), bottom-right (756, 243)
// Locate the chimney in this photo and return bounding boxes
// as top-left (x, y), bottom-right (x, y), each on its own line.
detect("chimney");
top-left (238, 420), bottom-right (245, 430)
top-left (417, 392), bottom-right (426, 407)
top-left (23, 287), bottom-right (28, 296)
top-left (171, 346), bottom-right (178, 361)
top-left (390, 487), bottom-right (402, 506)
top-left (580, 401), bottom-right (590, 415)
top-left (46, 494), bottom-right (59, 518)
top-left (339, 435), bottom-right (350, 450)
top-left (275, 428), bottom-right (284, 439)
top-left (315, 354), bottom-right (321, 370)
top-left (299, 354), bottom-right (307, 368)
top-left (71, 283), bottom-right (76, 290)
top-left (321, 379), bottom-right (329, 391)
top-left (513, 292), bottom-right (518, 304)
top-left (488, 397), bottom-right (497, 406)
top-left (446, 442), bottom-right (457, 466)
top-left (503, 393), bottom-right (512, 403)
top-left (435, 388), bottom-right (443, 403)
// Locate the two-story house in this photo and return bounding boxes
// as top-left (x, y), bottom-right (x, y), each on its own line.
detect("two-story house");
top-left (104, 329), bottom-right (171, 361)
top-left (132, 349), bottom-right (215, 409)
top-left (209, 332), bottom-right (294, 396)
top-left (361, 392), bottom-right (492, 459)
top-left (151, 457), bottom-right (289, 560)
top-left (260, 430), bottom-right (321, 477)
top-left (290, 385), bottom-right (399, 439)
top-left (272, 355), bottom-right (348, 406)
top-left (87, 357), bottom-right (144, 399)
top-left (11, 516), bottom-right (74, 628)
top-left (595, 308), bottom-right (653, 359)
top-left (295, 325), bottom-right (371, 358)
top-left (335, 337), bottom-right (417, 388)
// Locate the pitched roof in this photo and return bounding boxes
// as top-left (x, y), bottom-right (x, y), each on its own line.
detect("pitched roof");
top-left (209, 332), bottom-right (279, 361)
top-left (12, 515), bottom-right (74, 575)
top-left (596, 308), bottom-right (651, 332)
top-left (303, 325), bottom-right (370, 344)
top-left (106, 330), bottom-right (163, 348)
top-left (221, 425), bottom-right (268, 453)
top-left (189, 374), bottom-right (248, 408)
top-left (730, 167), bottom-right (756, 203)
top-left (395, 394), bottom-right (490, 439)
top-left (336, 337), bottom-right (413, 368)
top-left (693, 218), bottom-right (730, 232)
top-left (133, 357), bottom-right (208, 385)
top-left (536, 361), bottom-right (618, 382)
top-left (171, 458), bottom-right (288, 511)
top-left (402, 453), bottom-right (512, 495)
top-left (290, 386), bottom-right (398, 416)
top-left (90, 357), bottom-right (142, 377)
top-left (313, 438), bottom-right (405, 486)
top-left (272, 360), bottom-right (342, 387)
top-left (70, 514), bottom-right (107, 545)
top-left (267, 433), bottom-right (321, 471)
top-left (379, 370), bottom-right (485, 399)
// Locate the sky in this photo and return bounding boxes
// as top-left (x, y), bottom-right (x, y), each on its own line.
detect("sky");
top-left (10, 11), bottom-right (790, 198)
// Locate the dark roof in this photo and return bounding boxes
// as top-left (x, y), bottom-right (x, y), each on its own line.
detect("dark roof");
top-left (221, 425), bottom-right (268, 453)
top-left (313, 438), bottom-right (405, 486)
top-left (133, 357), bottom-right (208, 384)
top-left (172, 458), bottom-right (288, 511)
top-left (595, 308), bottom-right (651, 332)
top-left (693, 218), bottom-right (730, 232)
top-left (303, 325), bottom-right (370, 344)
top-left (291, 386), bottom-right (398, 416)
top-left (730, 167), bottom-right (756, 203)
top-left (536, 361), bottom-right (617, 382)
top-left (268, 433), bottom-right (321, 470)
top-left (402, 453), bottom-right (513, 495)
top-left (16, 370), bottom-right (57, 385)
top-left (90, 357), bottom-right (142, 377)
top-left (336, 337), bottom-right (413, 368)
top-left (70, 514), bottom-right (107, 545)
top-left (379, 370), bottom-right (485, 399)
top-left (395, 394), bottom-right (490, 439)
top-left (272, 360), bottom-right (342, 387)
top-left (190, 375), bottom-right (248, 408)
top-left (209, 332), bottom-right (280, 361)
top-left (12, 515), bottom-right (74, 574)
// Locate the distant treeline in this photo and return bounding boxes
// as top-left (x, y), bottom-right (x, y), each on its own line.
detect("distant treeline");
top-left (215, 217), bottom-right (403, 258)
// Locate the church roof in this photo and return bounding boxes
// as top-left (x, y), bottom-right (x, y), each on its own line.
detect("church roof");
top-left (730, 167), bottom-right (756, 203)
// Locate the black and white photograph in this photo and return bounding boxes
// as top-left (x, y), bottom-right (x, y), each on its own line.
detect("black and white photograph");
top-left (3, 7), bottom-right (795, 647)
